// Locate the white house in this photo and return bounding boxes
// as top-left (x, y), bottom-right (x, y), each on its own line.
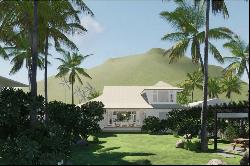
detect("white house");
top-left (79, 81), bottom-right (184, 132)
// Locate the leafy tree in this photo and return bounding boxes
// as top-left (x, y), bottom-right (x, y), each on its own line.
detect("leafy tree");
top-left (223, 35), bottom-right (249, 79)
top-left (56, 50), bottom-right (92, 104)
top-left (221, 75), bottom-right (242, 99)
top-left (207, 77), bottom-right (221, 98)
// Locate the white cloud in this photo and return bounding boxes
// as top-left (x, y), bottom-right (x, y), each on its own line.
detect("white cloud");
top-left (81, 16), bottom-right (104, 33)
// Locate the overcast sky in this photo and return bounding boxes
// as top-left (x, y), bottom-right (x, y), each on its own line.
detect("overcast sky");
top-left (0, 0), bottom-right (249, 84)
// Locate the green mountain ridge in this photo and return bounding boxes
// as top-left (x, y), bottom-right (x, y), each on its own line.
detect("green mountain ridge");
top-left (35, 48), bottom-right (248, 104)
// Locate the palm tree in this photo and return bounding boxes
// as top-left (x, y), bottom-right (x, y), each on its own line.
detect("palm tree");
top-left (29, 0), bottom-right (39, 127)
top-left (223, 35), bottom-right (249, 79)
top-left (160, 2), bottom-right (232, 73)
top-left (8, 46), bottom-right (46, 89)
top-left (207, 78), bottom-right (221, 98)
top-left (180, 70), bottom-right (203, 102)
top-left (221, 75), bottom-right (242, 99)
top-left (56, 50), bottom-right (92, 104)
top-left (39, 0), bottom-right (93, 111)
top-left (200, 0), bottom-right (231, 151)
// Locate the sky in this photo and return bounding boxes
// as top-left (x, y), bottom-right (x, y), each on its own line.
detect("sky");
top-left (0, 0), bottom-right (249, 84)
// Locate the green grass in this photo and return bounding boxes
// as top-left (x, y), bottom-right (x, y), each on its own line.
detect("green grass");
top-left (32, 48), bottom-right (248, 104)
top-left (71, 134), bottom-right (241, 165)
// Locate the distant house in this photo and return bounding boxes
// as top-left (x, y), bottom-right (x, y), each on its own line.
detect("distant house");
top-left (79, 81), bottom-right (184, 132)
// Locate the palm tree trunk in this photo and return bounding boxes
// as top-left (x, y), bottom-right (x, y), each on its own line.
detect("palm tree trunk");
top-left (30, 0), bottom-right (38, 127)
top-left (244, 63), bottom-right (249, 79)
top-left (201, 0), bottom-right (210, 152)
top-left (44, 33), bottom-right (48, 122)
top-left (28, 64), bottom-right (32, 91)
top-left (72, 82), bottom-right (74, 104)
top-left (196, 42), bottom-right (204, 74)
top-left (191, 91), bottom-right (194, 102)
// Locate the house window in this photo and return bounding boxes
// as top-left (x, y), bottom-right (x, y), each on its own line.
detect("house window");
top-left (170, 93), bottom-right (174, 102)
top-left (158, 90), bottom-right (169, 102)
top-left (153, 90), bottom-right (157, 102)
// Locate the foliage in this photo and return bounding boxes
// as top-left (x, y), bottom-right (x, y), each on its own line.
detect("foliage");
top-left (87, 90), bottom-right (101, 100)
top-left (223, 123), bottom-right (239, 142)
top-left (208, 77), bottom-right (222, 98)
top-left (0, 88), bottom-right (70, 165)
top-left (176, 90), bottom-right (191, 105)
top-left (223, 35), bottom-right (249, 79)
top-left (221, 75), bottom-right (242, 99)
top-left (178, 69), bottom-right (203, 102)
top-left (47, 101), bottom-right (105, 141)
top-left (0, 88), bottom-right (105, 164)
top-left (142, 116), bottom-right (168, 134)
top-left (160, 1), bottom-right (233, 67)
top-left (240, 150), bottom-right (249, 165)
top-left (183, 138), bottom-right (201, 151)
top-left (56, 50), bottom-right (92, 104)
top-left (166, 100), bottom-right (249, 136)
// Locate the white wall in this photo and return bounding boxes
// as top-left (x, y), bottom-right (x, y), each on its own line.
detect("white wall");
top-left (99, 108), bottom-right (172, 129)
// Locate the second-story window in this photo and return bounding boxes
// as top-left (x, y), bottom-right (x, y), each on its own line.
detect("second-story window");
top-left (170, 93), bottom-right (174, 102)
top-left (153, 90), bottom-right (157, 102)
top-left (158, 90), bottom-right (169, 102)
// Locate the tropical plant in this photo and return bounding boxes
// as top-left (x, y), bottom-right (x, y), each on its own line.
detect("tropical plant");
top-left (183, 70), bottom-right (203, 102)
top-left (176, 90), bottom-right (191, 105)
top-left (39, 0), bottom-right (93, 110)
top-left (223, 35), bottom-right (249, 79)
top-left (56, 50), bottom-right (92, 104)
top-left (207, 77), bottom-right (221, 98)
top-left (0, 0), bottom-right (94, 125)
top-left (160, 2), bottom-right (232, 72)
top-left (221, 75), bottom-right (242, 99)
top-left (200, 0), bottom-right (231, 151)
top-left (87, 90), bottom-right (101, 100)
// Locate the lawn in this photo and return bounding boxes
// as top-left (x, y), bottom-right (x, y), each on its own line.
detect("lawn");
top-left (71, 133), bottom-right (242, 165)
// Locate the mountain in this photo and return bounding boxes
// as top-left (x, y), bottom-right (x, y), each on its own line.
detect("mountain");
top-left (34, 48), bottom-right (249, 104)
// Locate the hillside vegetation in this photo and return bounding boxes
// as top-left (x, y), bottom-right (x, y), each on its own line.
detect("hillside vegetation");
top-left (34, 48), bottom-right (248, 104)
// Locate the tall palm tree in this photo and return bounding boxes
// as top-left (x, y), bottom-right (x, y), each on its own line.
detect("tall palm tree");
top-left (56, 50), bottom-right (92, 104)
top-left (223, 35), bottom-right (249, 79)
top-left (39, 0), bottom-right (93, 111)
top-left (207, 77), bottom-right (221, 98)
top-left (221, 75), bottom-right (242, 99)
top-left (160, 1), bottom-right (232, 73)
top-left (200, 0), bottom-right (231, 151)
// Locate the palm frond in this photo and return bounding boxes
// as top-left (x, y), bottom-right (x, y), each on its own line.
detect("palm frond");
top-left (208, 42), bottom-right (224, 63)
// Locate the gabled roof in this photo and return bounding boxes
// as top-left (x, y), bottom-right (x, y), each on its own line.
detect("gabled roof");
top-left (79, 81), bottom-right (183, 109)
top-left (0, 75), bottom-right (28, 87)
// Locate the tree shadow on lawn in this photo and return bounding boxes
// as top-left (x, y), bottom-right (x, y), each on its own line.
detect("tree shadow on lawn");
top-left (71, 142), bottom-right (155, 165)
top-left (95, 133), bottom-right (118, 138)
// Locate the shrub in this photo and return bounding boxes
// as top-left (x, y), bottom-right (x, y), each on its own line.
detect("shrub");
top-left (142, 116), bottom-right (167, 134)
top-left (0, 88), bottom-right (105, 164)
top-left (240, 150), bottom-right (249, 165)
top-left (47, 101), bottom-right (105, 142)
top-left (224, 124), bottom-right (238, 142)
